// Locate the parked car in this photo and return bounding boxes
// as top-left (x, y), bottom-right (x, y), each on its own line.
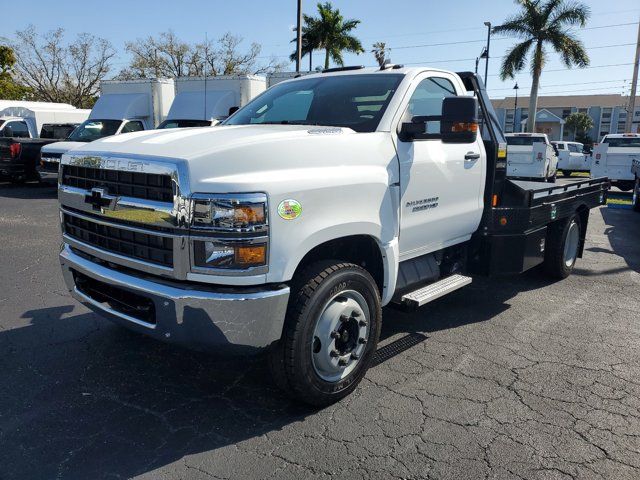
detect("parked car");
top-left (505, 133), bottom-right (558, 182)
top-left (57, 67), bottom-right (608, 406)
top-left (591, 133), bottom-right (640, 191)
top-left (0, 123), bottom-right (79, 183)
top-left (39, 78), bottom-right (175, 175)
top-left (552, 141), bottom-right (591, 177)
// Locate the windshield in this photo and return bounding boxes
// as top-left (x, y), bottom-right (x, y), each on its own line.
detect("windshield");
top-left (224, 74), bottom-right (404, 133)
top-left (604, 137), bottom-right (640, 148)
top-left (157, 119), bottom-right (212, 129)
top-left (506, 136), bottom-right (546, 146)
top-left (67, 119), bottom-right (122, 142)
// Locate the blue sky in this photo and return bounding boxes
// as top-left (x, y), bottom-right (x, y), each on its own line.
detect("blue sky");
top-left (2, 0), bottom-right (638, 99)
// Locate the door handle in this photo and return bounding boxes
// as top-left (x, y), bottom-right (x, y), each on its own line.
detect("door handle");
top-left (465, 152), bottom-right (480, 161)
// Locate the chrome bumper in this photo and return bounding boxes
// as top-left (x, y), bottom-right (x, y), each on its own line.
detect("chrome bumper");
top-left (59, 244), bottom-right (290, 354)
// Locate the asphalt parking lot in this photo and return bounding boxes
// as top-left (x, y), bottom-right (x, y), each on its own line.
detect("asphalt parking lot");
top-left (0, 181), bottom-right (639, 480)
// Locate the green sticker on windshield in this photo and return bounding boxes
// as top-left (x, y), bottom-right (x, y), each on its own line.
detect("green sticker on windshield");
top-left (278, 199), bottom-right (302, 220)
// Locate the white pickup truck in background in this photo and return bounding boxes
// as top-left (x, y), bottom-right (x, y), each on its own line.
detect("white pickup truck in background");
top-left (592, 133), bottom-right (640, 191)
top-left (552, 140), bottom-right (591, 177)
top-left (505, 133), bottom-right (558, 182)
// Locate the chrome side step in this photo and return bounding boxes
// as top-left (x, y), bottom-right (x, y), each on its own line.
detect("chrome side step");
top-left (401, 274), bottom-right (472, 307)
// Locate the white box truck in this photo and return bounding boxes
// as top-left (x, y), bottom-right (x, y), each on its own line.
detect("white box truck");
top-left (505, 133), bottom-right (558, 182)
top-left (0, 101), bottom-right (90, 139)
top-left (39, 78), bottom-right (175, 179)
top-left (56, 67), bottom-right (608, 406)
top-left (158, 75), bottom-right (266, 129)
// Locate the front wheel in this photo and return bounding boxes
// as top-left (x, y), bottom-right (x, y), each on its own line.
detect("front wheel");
top-left (633, 177), bottom-right (640, 213)
top-left (269, 261), bottom-right (382, 406)
top-left (543, 214), bottom-right (582, 279)
top-left (562, 170), bottom-right (571, 177)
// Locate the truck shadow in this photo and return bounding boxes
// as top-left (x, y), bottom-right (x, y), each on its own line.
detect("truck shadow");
top-left (0, 180), bottom-right (58, 199)
top-left (576, 207), bottom-right (639, 275)
top-left (0, 271), bottom-right (552, 479)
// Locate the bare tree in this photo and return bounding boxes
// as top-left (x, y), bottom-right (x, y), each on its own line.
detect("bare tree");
top-left (119, 31), bottom-right (286, 79)
top-left (11, 26), bottom-right (115, 108)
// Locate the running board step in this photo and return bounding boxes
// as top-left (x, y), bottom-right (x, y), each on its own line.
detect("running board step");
top-left (401, 274), bottom-right (472, 307)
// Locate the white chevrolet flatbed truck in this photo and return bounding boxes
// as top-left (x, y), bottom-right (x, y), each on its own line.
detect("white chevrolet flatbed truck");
top-left (57, 67), bottom-right (609, 405)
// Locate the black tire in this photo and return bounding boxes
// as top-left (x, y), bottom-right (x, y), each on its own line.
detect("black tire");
top-left (269, 261), bottom-right (382, 407)
top-left (543, 214), bottom-right (582, 279)
top-left (562, 170), bottom-right (571, 177)
top-left (548, 171), bottom-right (557, 183)
top-left (633, 177), bottom-right (640, 213)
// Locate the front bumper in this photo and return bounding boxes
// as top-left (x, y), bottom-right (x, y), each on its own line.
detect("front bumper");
top-left (60, 244), bottom-right (290, 354)
top-left (36, 160), bottom-right (59, 183)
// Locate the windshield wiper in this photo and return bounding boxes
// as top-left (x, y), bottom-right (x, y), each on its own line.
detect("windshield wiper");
top-left (256, 121), bottom-right (321, 126)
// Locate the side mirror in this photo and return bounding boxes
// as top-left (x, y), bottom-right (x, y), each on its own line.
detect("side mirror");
top-left (440, 96), bottom-right (478, 144)
top-left (228, 106), bottom-right (239, 116)
top-left (398, 121), bottom-right (426, 142)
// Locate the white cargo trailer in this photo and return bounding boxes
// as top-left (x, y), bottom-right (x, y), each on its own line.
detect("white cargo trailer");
top-left (266, 72), bottom-right (311, 88)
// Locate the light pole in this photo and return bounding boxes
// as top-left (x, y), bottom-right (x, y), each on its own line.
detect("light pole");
top-left (513, 82), bottom-right (519, 132)
top-left (295, 0), bottom-right (303, 73)
top-left (476, 47), bottom-right (487, 75)
top-left (484, 21), bottom-right (492, 88)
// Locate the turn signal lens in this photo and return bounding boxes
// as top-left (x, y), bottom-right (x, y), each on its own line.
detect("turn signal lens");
top-left (492, 194), bottom-right (499, 207)
top-left (236, 245), bottom-right (266, 266)
top-left (234, 205), bottom-right (265, 225)
top-left (451, 122), bottom-right (478, 133)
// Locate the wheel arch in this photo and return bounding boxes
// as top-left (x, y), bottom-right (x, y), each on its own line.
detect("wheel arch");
top-left (288, 233), bottom-right (399, 306)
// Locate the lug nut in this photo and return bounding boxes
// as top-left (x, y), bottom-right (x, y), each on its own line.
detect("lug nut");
top-left (338, 358), bottom-right (348, 366)
top-left (339, 314), bottom-right (349, 323)
top-left (358, 337), bottom-right (367, 344)
top-left (358, 320), bottom-right (368, 327)
top-left (330, 349), bottom-right (339, 358)
top-left (350, 353), bottom-right (359, 360)
top-left (352, 310), bottom-right (361, 318)
top-left (330, 331), bottom-right (341, 339)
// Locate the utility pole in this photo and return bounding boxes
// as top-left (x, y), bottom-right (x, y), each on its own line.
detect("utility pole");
top-left (484, 21), bottom-right (492, 88)
top-left (626, 19), bottom-right (640, 133)
top-left (295, 0), bottom-right (303, 73)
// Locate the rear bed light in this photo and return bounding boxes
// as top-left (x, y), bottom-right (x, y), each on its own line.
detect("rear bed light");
top-left (537, 152), bottom-right (543, 160)
top-left (9, 143), bottom-right (21, 158)
top-left (595, 153), bottom-right (601, 160)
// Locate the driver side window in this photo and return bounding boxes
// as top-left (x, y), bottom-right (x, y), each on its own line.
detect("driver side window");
top-left (405, 77), bottom-right (457, 133)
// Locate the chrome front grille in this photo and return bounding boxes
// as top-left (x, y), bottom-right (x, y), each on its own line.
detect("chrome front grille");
top-left (61, 164), bottom-right (174, 202)
top-left (63, 212), bottom-right (174, 267)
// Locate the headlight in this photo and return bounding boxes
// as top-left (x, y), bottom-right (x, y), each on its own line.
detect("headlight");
top-left (191, 193), bottom-right (267, 232)
top-left (192, 240), bottom-right (267, 269)
top-left (190, 193), bottom-right (269, 274)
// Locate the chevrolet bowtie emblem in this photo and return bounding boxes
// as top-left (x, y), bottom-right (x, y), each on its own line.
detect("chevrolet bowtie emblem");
top-left (85, 188), bottom-right (118, 211)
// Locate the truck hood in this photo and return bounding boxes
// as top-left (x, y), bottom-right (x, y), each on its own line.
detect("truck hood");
top-left (41, 141), bottom-right (86, 155)
top-left (66, 125), bottom-right (396, 193)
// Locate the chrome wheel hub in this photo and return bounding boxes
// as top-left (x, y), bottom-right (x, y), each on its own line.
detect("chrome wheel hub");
top-left (563, 220), bottom-right (580, 268)
top-left (311, 290), bottom-right (370, 382)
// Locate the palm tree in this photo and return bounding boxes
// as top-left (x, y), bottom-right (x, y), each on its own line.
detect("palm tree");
top-left (290, 2), bottom-right (363, 70)
top-left (371, 42), bottom-right (390, 68)
top-left (494, 0), bottom-right (590, 133)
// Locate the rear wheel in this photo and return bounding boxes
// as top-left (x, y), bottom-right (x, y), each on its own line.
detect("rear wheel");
top-left (562, 170), bottom-right (571, 177)
top-left (543, 214), bottom-right (582, 279)
top-left (633, 177), bottom-right (640, 213)
top-left (269, 261), bottom-right (382, 406)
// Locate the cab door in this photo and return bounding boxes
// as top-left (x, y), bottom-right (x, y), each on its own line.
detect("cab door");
top-left (393, 73), bottom-right (486, 260)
